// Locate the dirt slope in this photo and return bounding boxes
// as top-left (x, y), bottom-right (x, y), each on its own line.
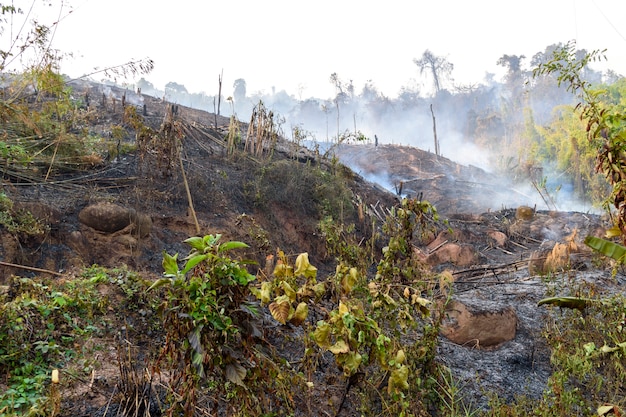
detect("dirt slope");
top-left (0, 80), bottom-right (618, 416)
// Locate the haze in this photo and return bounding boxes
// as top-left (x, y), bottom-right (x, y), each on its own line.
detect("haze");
top-left (25, 0), bottom-right (626, 98)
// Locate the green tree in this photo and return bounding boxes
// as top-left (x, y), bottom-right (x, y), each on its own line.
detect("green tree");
top-left (534, 40), bottom-right (626, 238)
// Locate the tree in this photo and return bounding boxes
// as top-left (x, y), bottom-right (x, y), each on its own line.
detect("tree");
top-left (233, 78), bottom-right (247, 103)
top-left (413, 50), bottom-right (454, 94)
top-left (533, 41), bottom-right (626, 239)
top-left (497, 54), bottom-right (526, 84)
top-left (165, 81), bottom-right (188, 95)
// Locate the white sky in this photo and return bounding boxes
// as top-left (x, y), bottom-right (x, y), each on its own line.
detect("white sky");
top-left (9, 0), bottom-right (626, 99)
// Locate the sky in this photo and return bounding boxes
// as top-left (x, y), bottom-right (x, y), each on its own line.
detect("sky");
top-left (6, 0), bottom-right (626, 99)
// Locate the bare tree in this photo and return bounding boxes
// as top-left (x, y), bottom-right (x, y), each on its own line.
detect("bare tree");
top-left (413, 50), bottom-right (454, 94)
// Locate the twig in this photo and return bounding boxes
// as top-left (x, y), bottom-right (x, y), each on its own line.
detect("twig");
top-left (0, 260), bottom-right (62, 276)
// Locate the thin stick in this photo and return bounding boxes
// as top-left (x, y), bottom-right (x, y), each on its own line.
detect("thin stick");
top-left (179, 152), bottom-right (200, 234)
top-left (0, 260), bottom-right (63, 276)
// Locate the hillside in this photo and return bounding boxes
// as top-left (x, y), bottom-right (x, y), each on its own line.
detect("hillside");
top-left (0, 80), bottom-right (622, 417)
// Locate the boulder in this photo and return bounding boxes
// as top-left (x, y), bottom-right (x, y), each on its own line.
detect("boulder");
top-left (441, 300), bottom-right (517, 348)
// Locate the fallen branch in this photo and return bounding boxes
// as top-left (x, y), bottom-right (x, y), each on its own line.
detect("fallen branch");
top-left (0, 261), bottom-right (63, 276)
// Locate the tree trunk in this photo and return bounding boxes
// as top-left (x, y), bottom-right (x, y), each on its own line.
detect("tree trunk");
top-left (430, 104), bottom-right (439, 156)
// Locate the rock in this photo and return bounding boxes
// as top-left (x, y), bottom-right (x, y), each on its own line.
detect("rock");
top-left (79, 202), bottom-right (133, 233)
top-left (78, 203), bottom-right (151, 236)
top-left (487, 229), bottom-right (508, 247)
top-left (441, 300), bottom-right (518, 348)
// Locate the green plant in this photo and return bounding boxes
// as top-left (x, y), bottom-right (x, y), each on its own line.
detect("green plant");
top-left (149, 234), bottom-right (257, 417)
top-left (0, 275), bottom-right (110, 416)
top-left (0, 193), bottom-right (48, 236)
top-left (534, 41), bottom-right (626, 240)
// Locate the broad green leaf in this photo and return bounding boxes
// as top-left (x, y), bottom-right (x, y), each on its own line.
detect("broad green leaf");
top-left (312, 321), bottom-right (331, 348)
top-left (147, 277), bottom-right (172, 292)
top-left (181, 254), bottom-right (208, 275)
top-left (219, 241), bottom-right (249, 252)
top-left (184, 236), bottom-right (205, 251)
top-left (225, 362), bottom-right (246, 387)
top-left (162, 251), bottom-right (179, 276)
top-left (537, 296), bottom-right (591, 311)
top-left (584, 236), bottom-right (626, 262)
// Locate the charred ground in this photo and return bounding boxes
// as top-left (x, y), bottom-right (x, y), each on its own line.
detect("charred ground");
top-left (0, 80), bottom-right (621, 416)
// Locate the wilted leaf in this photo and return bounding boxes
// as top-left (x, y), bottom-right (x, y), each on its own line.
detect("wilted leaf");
top-left (259, 281), bottom-right (273, 304)
top-left (281, 281), bottom-right (297, 302)
top-left (225, 362), bottom-right (246, 387)
top-left (294, 252), bottom-right (317, 279)
top-left (269, 295), bottom-right (291, 324)
top-left (312, 282), bottom-right (326, 298)
top-left (290, 302), bottom-right (309, 326)
top-left (338, 301), bottom-right (350, 316)
top-left (368, 282), bottom-right (379, 296)
top-left (329, 338), bottom-right (350, 354)
top-left (313, 321), bottom-right (331, 348)
top-left (403, 287), bottom-right (411, 298)
top-left (387, 364), bottom-right (409, 394)
top-left (162, 251), bottom-right (179, 276)
top-left (191, 350), bottom-right (205, 379)
top-left (411, 294), bottom-right (432, 315)
top-left (296, 284), bottom-right (313, 298)
top-left (395, 349), bottom-right (406, 365)
top-left (338, 351), bottom-right (362, 375)
top-left (341, 267), bottom-right (358, 295)
top-left (273, 261), bottom-right (292, 278)
top-left (597, 405), bottom-right (618, 416)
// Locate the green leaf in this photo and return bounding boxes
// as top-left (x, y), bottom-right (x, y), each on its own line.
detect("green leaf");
top-left (184, 236), bottom-right (205, 251)
top-left (584, 236), bottom-right (626, 263)
top-left (162, 251), bottom-right (179, 276)
top-left (147, 277), bottom-right (172, 292)
top-left (218, 241), bottom-right (249, 252)
top-left (181, 254), bottom-right (208, 275)
top-left (537, 296), bottom-right (591, 311)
